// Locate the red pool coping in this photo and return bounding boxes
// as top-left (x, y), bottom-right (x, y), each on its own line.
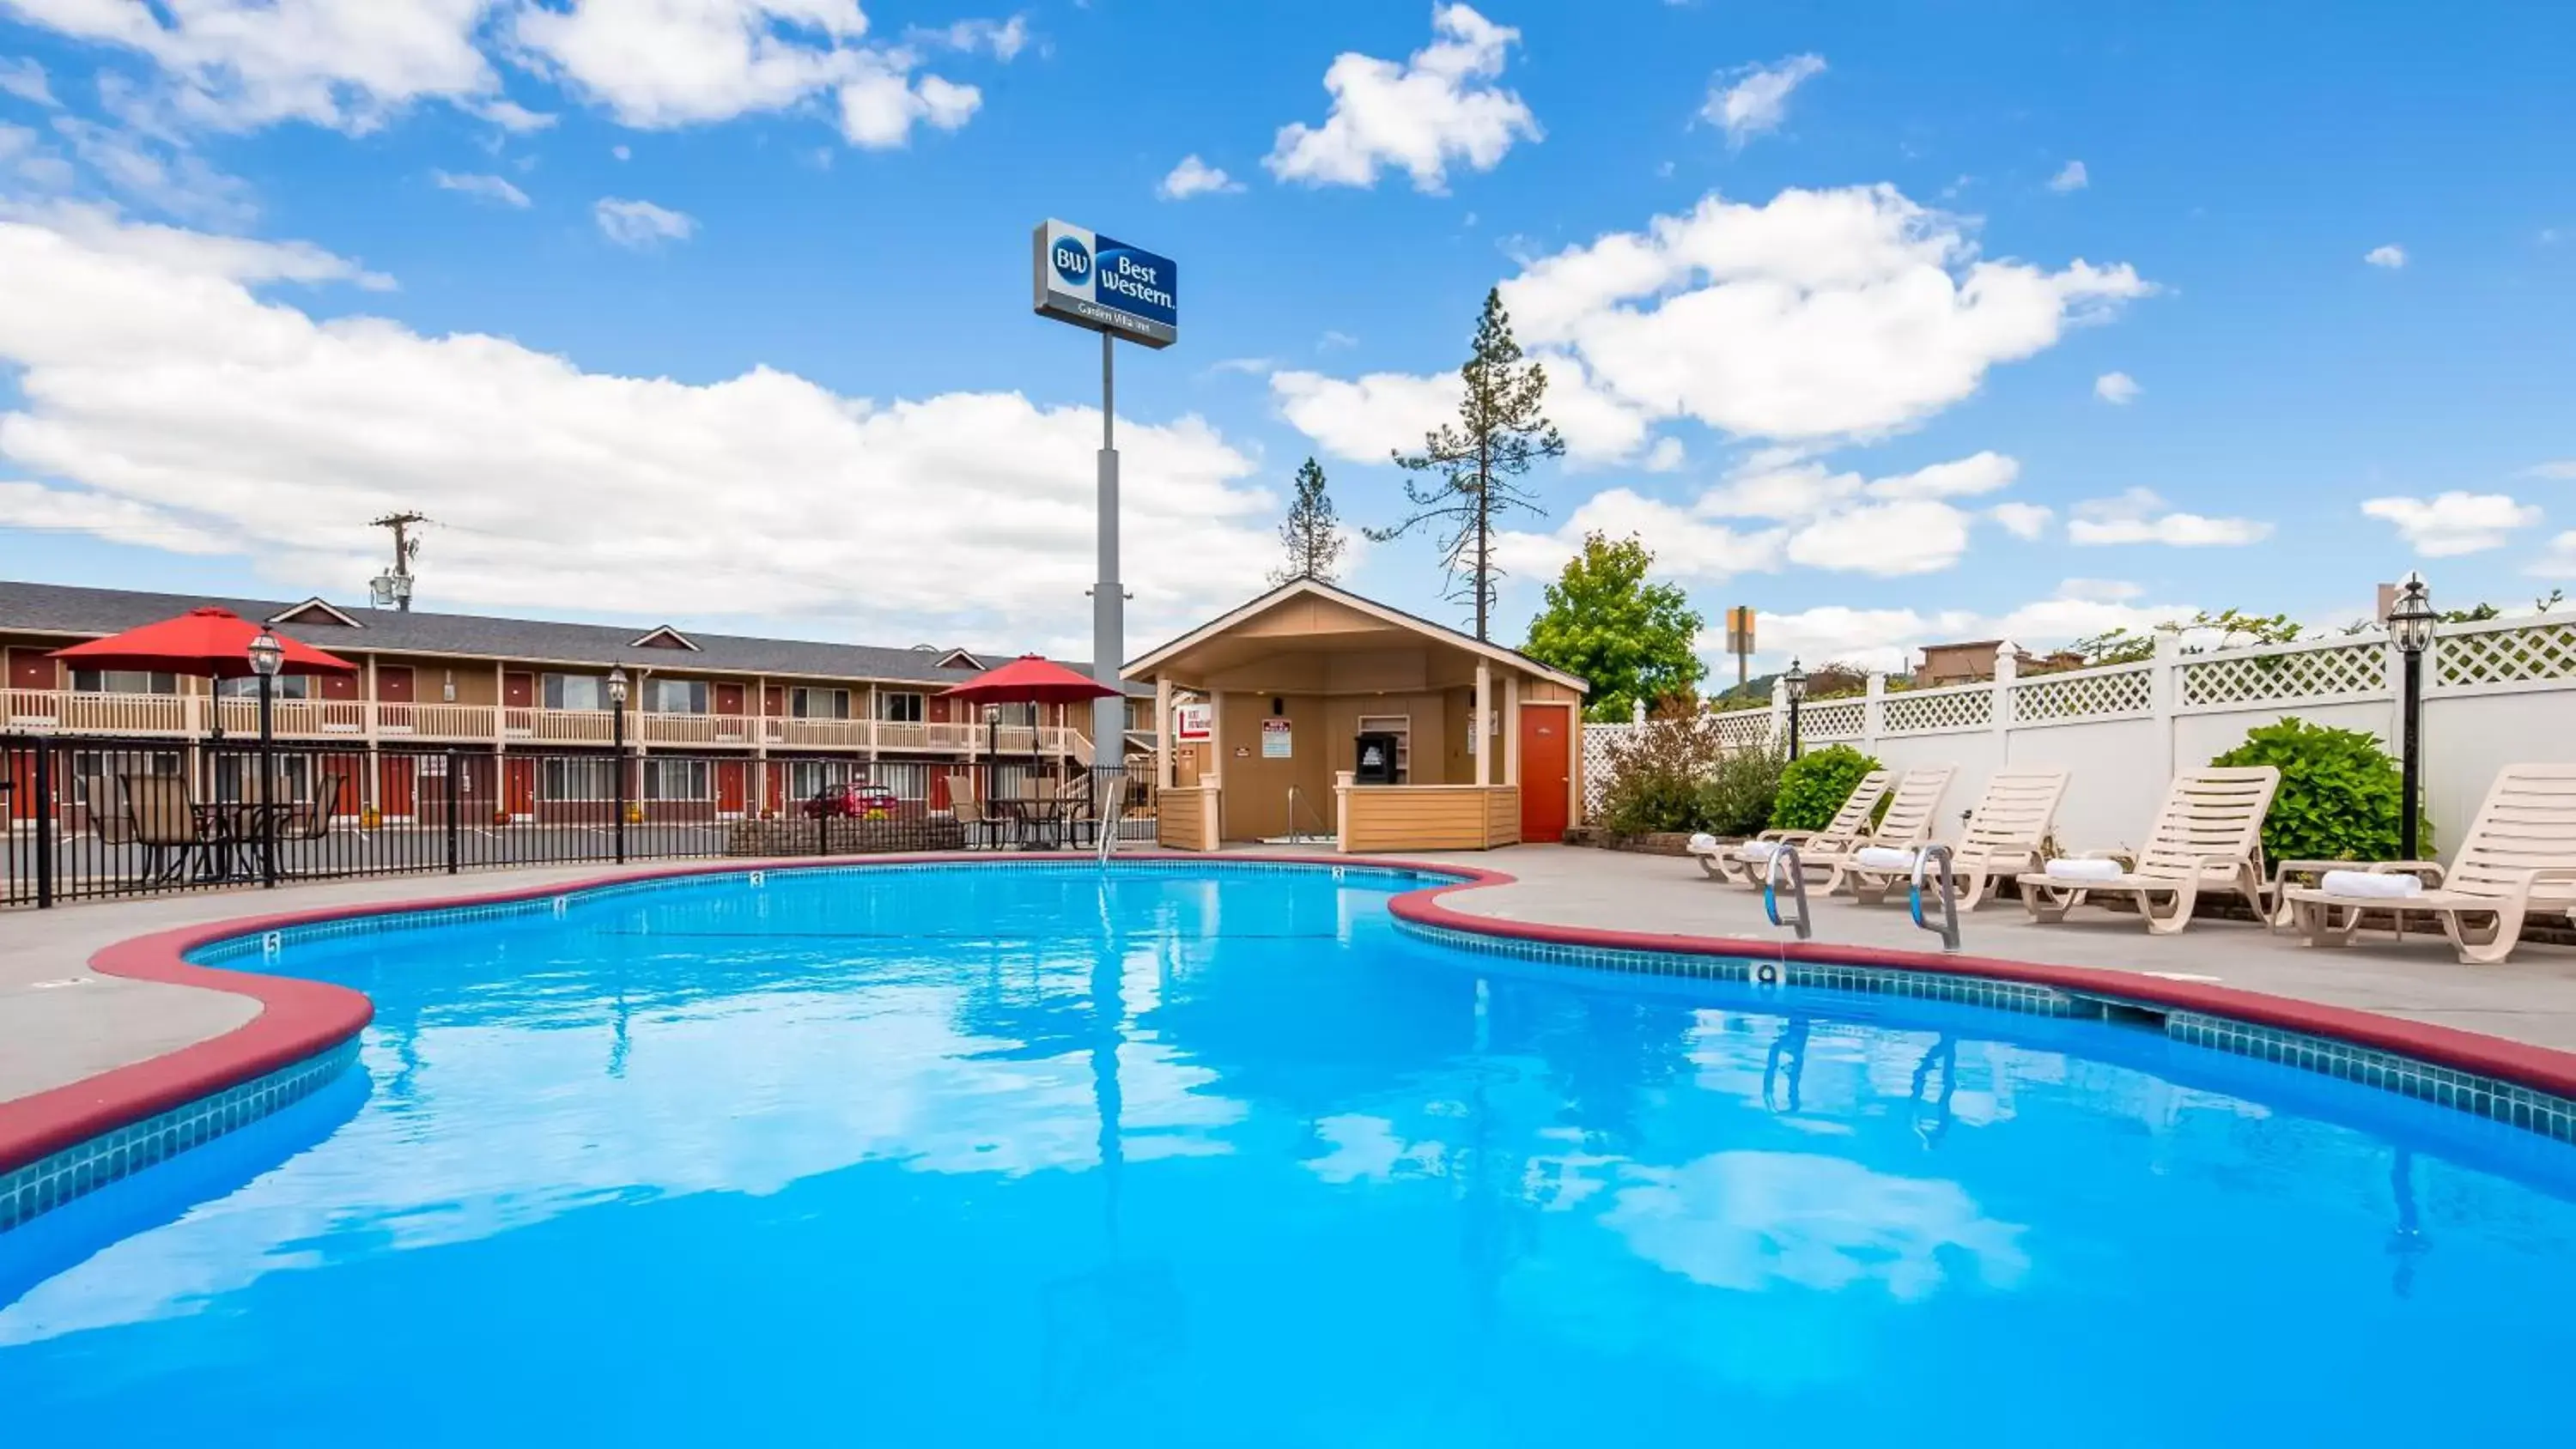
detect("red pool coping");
top-left (8, 852), bottom-right (2575, 1179)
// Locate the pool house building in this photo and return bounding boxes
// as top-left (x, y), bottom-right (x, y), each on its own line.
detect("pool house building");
top-left (1127, 579), bottom-right (1587, 852)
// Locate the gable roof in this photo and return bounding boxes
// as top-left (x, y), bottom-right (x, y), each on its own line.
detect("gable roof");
top-left (1122, 577), bottom-right (1589, 694)
top-left (629, 625), bottom-right (701, 652)
top-left (268, 597), bottom-right (363, 628)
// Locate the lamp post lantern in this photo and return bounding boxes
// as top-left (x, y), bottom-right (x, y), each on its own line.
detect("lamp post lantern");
top-left (248, 629), bottom-right (283, 888)
top-left (2387, 573), bottom-right (2436, 861)
top-left (1783, 658), bottom-right (1809, 761)
top-left (607, 667), bottom-right (630, 864)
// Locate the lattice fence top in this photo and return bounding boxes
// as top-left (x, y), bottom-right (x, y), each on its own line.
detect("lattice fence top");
top-left (1710, 709), bottom-right (1774, 749)
top-left (1881, 685), bottom-right (1994, 735)
top-left (2013, 665), bottom-right (2151, 724)
top-left (2438, 618), bottom-right (2576, 689)
top-left (1799, 698), bottom-right (1866, 739)
top-left (2181, 640), bottom-right (2385, 708)
top-left (1579, 721), bottom-right (1632, 820)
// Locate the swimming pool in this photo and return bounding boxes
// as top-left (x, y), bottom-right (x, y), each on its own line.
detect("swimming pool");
top-left (4, 861), bottom-right (2573, 1445)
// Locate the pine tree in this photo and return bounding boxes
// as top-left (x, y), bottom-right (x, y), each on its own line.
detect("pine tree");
top-left (1270, 457), bottom-right (1347, 585)
top-left (1367, 288), bottom-right (1564, 640)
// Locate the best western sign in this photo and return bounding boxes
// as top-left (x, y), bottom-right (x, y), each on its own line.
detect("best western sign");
top-left (1033, 219), bottom-right (1177, 349)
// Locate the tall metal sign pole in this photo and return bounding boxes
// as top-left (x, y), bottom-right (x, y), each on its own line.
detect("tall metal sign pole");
top-left (1034, 219), bottom-right (1179, 773)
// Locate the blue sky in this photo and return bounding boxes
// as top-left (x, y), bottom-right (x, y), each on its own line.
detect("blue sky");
top-left (0, 2), bottom-right (2571, 671)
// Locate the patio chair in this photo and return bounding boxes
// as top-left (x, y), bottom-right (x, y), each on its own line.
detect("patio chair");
top-left (1054, 773), bottom-right (1103, 849)
top-left (122, 773), bottom-right (203, 886)
top-left (2014, 766), bottom-right (2280, 935)
top-left (82, 774), bottom-right (138, 846)
top-left (1692, 769), bottom-right (1893, 885)
top-left (2277, 763), bottom-right (2576, 965)
top-left (267, 771), bottom-right (344, 876)
top-left (946, 772), bottom-right (999, 850)
top-left (1803, 765), bottom-right (1954, 894)
top-left (1845, 767), bottom-right (2069, 911)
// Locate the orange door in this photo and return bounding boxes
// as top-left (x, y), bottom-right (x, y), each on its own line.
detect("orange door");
top-left (716, 761), bottom-right (746, 815)
top-left (505, 758), bottom-right (537, 817)
top-left (1517, 704), bottom-right (1572, 843)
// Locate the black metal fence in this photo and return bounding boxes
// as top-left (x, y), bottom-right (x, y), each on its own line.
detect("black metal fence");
top-left (3, 734), bottom-right (1157, 909)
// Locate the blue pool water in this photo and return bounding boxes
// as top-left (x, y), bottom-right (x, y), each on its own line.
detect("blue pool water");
top-left (4, 864), bottom-right (2574, 1446)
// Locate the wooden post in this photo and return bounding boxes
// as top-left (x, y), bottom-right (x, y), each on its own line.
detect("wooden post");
top-left (1473, 660), bottom-right (1492, 787)
top-left (1504, 674), bottom-right (1520, 786)
top-left (1154, 675), bottom-right (1174, 790)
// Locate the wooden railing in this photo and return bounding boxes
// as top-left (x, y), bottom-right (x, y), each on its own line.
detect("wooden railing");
top-left (1, 690), bottom-right (1097, 756)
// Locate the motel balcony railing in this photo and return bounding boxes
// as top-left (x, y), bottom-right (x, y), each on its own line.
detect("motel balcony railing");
top-left (1, 688), bottom-right (1090, 757)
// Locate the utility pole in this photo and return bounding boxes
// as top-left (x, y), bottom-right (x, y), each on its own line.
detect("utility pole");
top-left (369, 512), bottom-right (428, 611)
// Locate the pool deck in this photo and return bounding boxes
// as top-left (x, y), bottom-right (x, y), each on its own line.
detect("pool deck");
top-left (6, 845), bottom-right (2576, 1113)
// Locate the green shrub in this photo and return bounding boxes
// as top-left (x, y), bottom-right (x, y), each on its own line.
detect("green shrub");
top-left (2209, 717), bottom-right (2416, 863)
top-left (1599, 709), bottom-right (1724, 834)
top-left (1769, 744), bottom-right (1884, 832)
top-left (1697, 744), bottom-right (1783, 838)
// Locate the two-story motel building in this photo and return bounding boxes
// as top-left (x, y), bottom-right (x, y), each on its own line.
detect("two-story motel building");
top-left (0, 579), bottom-right (1152, 822)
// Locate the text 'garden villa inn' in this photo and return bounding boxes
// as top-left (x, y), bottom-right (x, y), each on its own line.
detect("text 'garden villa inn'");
top-left (0, 579), bottom-right (1155, 822)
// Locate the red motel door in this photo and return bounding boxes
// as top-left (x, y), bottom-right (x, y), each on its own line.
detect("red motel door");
top-left (716, 761), bottom-right (746, 815)
top-left (379, 755), bottom-right (417, 818)
top-left (1517, 705), bottom-right (1572, 843)
top-left (505, 758), bottom-right (537, 818)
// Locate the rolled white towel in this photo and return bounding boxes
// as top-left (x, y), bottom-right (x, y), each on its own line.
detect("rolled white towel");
top-left (1687, 833), bottom-right (1720, 854)
top-left (2319, 869), bottom-right (2424, 900)
top-left (2044, 858), bottom-right (2126, 882)
top-left (1855, 845), bottom-right (1920, 871)
top-left (1735, 840), bottom-right (1782, 862)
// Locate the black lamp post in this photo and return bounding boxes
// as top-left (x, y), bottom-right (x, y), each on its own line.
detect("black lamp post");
top-left (247, 628), bottom-right (283, 888)
top-left (984, 703), bottom-right (1002, 808)
top-left (608, 666), bottom-right (629, 864)
top-left (2387, 573), bottom-right (2436, 861)
top-left (1783, 658), bottom-right (1809, 761)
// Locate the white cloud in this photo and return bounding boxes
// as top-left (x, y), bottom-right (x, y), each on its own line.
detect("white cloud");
top-left (1747, 585), bottom-right (2198, 674)
top-left (2057, 577), bottom-right (2142, 603)
top-left (1863, 450), bottom-right (2018, 500)
top-left (1785, 497), bottom-right (1971, 576)
top-left (0, 56), bottom-right (56, 106)
top-left (0, 197), bottom-right (393, 288)
top-left (911, 15), bottom-right (1030, 61)
top-left (2068, 488), bottom-right (2271, 547)
top-left (2093, 370), bottom-right (2139, 404)
top-left (1494, 488), bottom-right (1784, 585)
top-left (1698, 53), bottom-right (1825, 149)
top-left (0, 121), bottom-right (77, 191)
top-left (593, 196), bottom-right (695, 247)
top-left (434, 169), bottom-right (531, 208)
top-left (2521, 460), bottom-right (2576, 480)
top-left (1270, 368), bottom-right (1458, 462)
top-left (2533, 532), bottom-right (2576, 579)
top-left (2359, 492), bottom-right (2543, 556)
top-left (0, 209), bottom-right (1282, 651)
top-left (8, 0), bottom-right (504, 133)
top-left (1273, 185), bottom-right (2148, 465)
top-left (1265, 3), bottom-right (1540, 192)
top-left (2047, 160), bottom-right (2087, 193)
top-left (2364, 244), bottom-right (2407, 269)
top-left (45, 112), bottom-right (256, 226)
top-left (1641, 436), bottom-right (1685, 472)
top-left (1988, 501), bottom-right (2052, 540)
top-left (611, 142), bottom-right (632, 161)
top-left (1157, 154), bottom-right (1242, 200)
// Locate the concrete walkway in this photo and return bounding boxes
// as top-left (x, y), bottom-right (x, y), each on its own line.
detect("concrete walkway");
top-left (7, 845), bottom-right (2576, 1106)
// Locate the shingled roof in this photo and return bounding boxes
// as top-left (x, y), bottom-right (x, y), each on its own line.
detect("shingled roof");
top-left (0, 578), bottom-right (1146, 693)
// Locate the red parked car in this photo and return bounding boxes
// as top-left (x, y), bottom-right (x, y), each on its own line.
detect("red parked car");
top-left (800, 780), bottom-right (900, 820)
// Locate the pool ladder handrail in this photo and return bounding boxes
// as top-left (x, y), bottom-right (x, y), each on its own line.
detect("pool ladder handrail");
top-left (1762, 845), bottom-right (1813, 941)
top-left (1285, 785), bottom-right (1332, 846)
top-left (1908, 843), bottom-right (1962, 952)
top-left (1095, 771), bottom-right (1129, 868)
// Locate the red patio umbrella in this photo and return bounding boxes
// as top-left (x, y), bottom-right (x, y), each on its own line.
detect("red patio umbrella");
top-left (50, 606), bottom-right (358, 678)
top-left (936, 653), bottom-right (1121, 706)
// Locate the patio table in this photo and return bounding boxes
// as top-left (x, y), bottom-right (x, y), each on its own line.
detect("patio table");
top-left (993, 797), bottom-right (1075, 851)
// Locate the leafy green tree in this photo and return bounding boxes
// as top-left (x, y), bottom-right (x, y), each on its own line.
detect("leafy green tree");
top-left (1369, 288), bottom-right (1564, 640)
top-left (1523, 532), bottom-right (1706, 722)
top-left (1269, 457), bottom-right (1347, 585)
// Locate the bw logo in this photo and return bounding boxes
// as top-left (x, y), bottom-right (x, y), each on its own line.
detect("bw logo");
top-left (1051, 237), bottom-right (1092, 287)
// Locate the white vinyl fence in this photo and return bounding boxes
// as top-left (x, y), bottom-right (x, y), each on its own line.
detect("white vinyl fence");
top-left (1583, 614), bottom-right (2576, 858)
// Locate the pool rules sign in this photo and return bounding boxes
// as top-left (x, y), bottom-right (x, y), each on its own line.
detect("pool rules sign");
top-left (1033, 219), bottom-right (1178, 348)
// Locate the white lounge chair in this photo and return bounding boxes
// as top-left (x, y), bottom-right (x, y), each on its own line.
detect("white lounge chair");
top-left (1847, 767), bottom-right (2069, 911)
top-left (2014, 766), bottom-right (2280, 934)
top-left (1804, 765), bottom-right (1953, 894)
top-left (2279, 763), bottom-right (2576, 965)
top-left (1692, 768), bottom-right (1893, 885)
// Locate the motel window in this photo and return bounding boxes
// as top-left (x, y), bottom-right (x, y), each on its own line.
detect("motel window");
top-left (214, 754), bottom-right (312, 803)
top-left (787, 761), bottom-right (850, 799)
top-left (988, 701), bottom-right (1036, 728)
top-left (71, 669), bottom-right (179, 695)
top-left (643, 678), bottom-right (708, 715)
top-left (542, 674), bottom-right (608, 711)
top-left (643, 759), bottom-right (709, 801)
top-left (879, 691), bottom-right (924, 723)
top-left (218, 676), bottom-right (313, 699)
top-left (542, 758), bottom-right (615, 802)
top-left (790, 687), bottom-right (851, 719)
